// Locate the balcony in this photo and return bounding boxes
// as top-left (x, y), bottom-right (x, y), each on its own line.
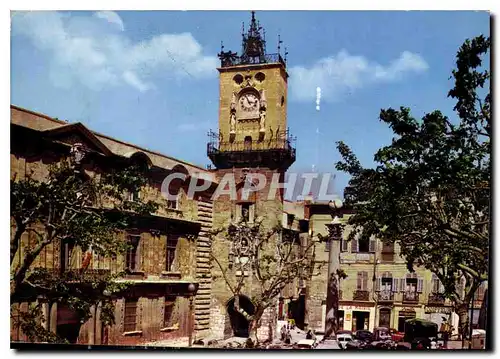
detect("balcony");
top-left (207, 130), bottom-right (296, 170)
top-left (353, 290), bottom-right (370, 301)
top-left (219, 52), bottom-right (287, 69)
top-left (377, 290), bottom-right (394, 302)
top-left (428, 293), bottom-right (446, 305)
top-left (403, 291), bottom-right (420, 303)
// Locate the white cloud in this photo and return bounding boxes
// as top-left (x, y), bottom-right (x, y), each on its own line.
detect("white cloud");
top-left (94, 11), bottom-right (125, 31)
top-left (289, 49), bottom-right (429, 102)
top-left (11, 11), bottom-right (218, 92)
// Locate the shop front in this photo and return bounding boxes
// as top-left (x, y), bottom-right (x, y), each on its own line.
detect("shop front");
top-left (339, 304), bottom-right (375, 332)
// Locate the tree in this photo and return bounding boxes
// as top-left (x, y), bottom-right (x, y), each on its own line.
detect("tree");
top-left (209, 217), bottom-right (320, 345)
top-left (10, 153), bottom-right (158, 343)
top-left (334, 35), bottom-right (490, 343)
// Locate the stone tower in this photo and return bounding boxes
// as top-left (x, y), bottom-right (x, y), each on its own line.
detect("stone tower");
top-left (206, 12), bottom-right (296, 340)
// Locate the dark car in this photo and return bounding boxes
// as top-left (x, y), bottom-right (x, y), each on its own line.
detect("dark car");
top-left (354, 330), bottom-right (373, 342)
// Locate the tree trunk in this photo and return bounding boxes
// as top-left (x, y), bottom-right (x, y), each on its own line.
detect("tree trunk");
top-left (456, 302), bottom-right (469, 348)
top-left (248, 307), bottom-right (265, 346)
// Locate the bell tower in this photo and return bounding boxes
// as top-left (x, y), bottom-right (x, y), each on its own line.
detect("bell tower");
top-left (207, 11), bottom-right (296, 170)
top-left (206, 12), bottom-right (299, 341)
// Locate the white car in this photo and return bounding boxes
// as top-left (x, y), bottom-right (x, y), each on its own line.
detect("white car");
top-left (336, 333), bottom-right (353, 349)
top-left (315, 339), bottom-right (341, 350)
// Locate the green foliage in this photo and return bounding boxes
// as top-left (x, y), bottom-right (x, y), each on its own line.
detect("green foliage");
top-left (334, 35), bottom-right (490, 325)
top-left (10, 157), bottom-right (158, 342)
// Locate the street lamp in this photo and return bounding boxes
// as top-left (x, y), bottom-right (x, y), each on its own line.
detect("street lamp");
top-left (187, 283), bottom-right (196, 347)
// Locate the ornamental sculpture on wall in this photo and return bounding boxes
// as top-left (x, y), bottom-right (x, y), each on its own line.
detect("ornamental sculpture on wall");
top-left (230, 92), bottom-right (237, 134)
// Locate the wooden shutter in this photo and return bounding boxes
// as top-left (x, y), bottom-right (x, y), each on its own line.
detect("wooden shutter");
top-left (417, 278), bottom-right (423, 293)
top-left (362, 272), bottom-right (368, 291)
top-left (357, 272), bottom-right (362, 290)
top-left (124, 298), bottom-right (138, 332)
top-left (392, 277), bottom-right (398, 292)
top-left (375, 277), bottom-right (381, 292)
top-left (351, 237), bottom-right (358, 253)
top-left (369, 238), bottom-right (376, 253)
top-left (341, 239), bottom-right (348, 252)
top-left (438, 281), bottom-right (445, 294)
top-left (399, 278), bottom-right (405, 292)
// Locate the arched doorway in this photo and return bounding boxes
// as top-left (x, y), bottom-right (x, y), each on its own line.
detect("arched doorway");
top-left (379, 307), bottom-right (391, 328)
top-left (226, 295), bottom-right (256, 337)
top-left (56, 305), bottom-right (82, 343)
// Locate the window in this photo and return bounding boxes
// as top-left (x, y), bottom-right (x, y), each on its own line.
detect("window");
top-left (126, 235), bottom-right (141, 272)
top-left (60, 239), bottom-right (76, 272)
top-left (237, 202), bottom-right (254, 223)
top-left (341, 239), bottom-right (349, 252)
top-left (128, 190), bottom-right (141, 202)
top-left (164, 297), bottom-right (176, 328)
top-left (241, 203), bottom-right (250, 222)
top-left (123, 298), bottom-right (138, 332)
top-left (431, 274), bottom-right (444, 294)
top-left (405, 273), bottom-right (423, 294)
top-left (167, 196), bottom-right (178, 210)
top-left (356, 271), bottom-right (368, 291)
top-left (166, 236), bottom-right (178, 272)
top-left (358, 238), bottom-right (370, 252)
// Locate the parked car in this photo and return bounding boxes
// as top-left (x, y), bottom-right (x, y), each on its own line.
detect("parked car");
top-left (354, 330), bottom-right (373, 342)
top-left (315, 339), bottom-right (341, 350)
top-left (296, 339), bottom-right (316, 349)
top-left (389, 328), bottom-right (405, 342)
top-left (374, 327), bottom-right (392, 341)
top-left (336, 332), bottom-right (354, 349)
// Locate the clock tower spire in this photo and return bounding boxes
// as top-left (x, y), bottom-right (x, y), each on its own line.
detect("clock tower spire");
top-left (208, 11), bottom-right (295, 171)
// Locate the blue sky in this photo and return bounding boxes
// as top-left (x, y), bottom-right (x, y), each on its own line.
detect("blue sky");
top-left (11, 11), bottom-right (490, 197)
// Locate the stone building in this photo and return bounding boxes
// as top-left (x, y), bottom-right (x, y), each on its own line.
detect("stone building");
top-left (305, 200), bottom-right (488, 336)
top-left (10, 105), bottom-right (218, 345)
top-left (206, 12), bottom-right (300, 341)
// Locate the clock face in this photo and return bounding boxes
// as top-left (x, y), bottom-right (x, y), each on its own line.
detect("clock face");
top-left (239, 93), bottom-right (259, 113)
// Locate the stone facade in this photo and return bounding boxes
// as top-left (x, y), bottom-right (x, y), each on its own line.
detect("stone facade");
top-left (10, 105), bottom-right (218, 345)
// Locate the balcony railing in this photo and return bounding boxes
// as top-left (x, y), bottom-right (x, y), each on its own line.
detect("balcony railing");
top-left (353, 290), bottom-right (370, 301)
top-left (33, 268), bottom-right (111, 283)
top-left (403, 291), bottom-right (419, 303)
top-left (377, 290), bottom-right (394, 302)
top-left (219, 52), bottom-right (286, 68)
top-left (428, 293), bottom-right (446, 305)
top-left (207, 130), bottom-right (296, 169)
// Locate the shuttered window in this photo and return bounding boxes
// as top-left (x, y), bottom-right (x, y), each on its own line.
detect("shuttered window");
top-left (351, 237), bottom-right (358, 253)
top-left (124, 298), bottom-right (138, 332)
top-left (369, 238), bottom-right (376, 253)
top-left (341, 239), bottom-right (349, 252)
top-left (357, 271), bottom-right (368, 290)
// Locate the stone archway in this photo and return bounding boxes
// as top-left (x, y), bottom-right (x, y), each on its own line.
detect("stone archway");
top-left (226, 295), bottom-right (256, 337)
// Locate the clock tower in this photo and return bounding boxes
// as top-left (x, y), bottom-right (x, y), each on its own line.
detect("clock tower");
top-left (207, 11), bottom-right (295, 171)
top-left (206, 12), bottom-right (298, 341)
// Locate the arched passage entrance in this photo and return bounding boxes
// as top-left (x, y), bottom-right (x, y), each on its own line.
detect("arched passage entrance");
top-left (226, 295), bottom-right (256, 337)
